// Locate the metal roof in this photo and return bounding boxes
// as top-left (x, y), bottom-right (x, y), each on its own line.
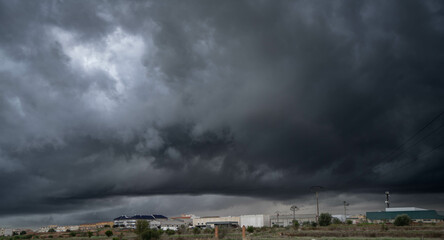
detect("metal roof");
top-left (113, 215), bottom-right (129, 220)
top-left (366, 210), bottom-right (444, 220)
top-left (132, 215), bottom-right (155, 220)
top-left (386, 207), bottom-right (427, 212)
top-left (206, 221), bottom-right (239, 225)
top-left (113, 214), bottom-right (166, 220)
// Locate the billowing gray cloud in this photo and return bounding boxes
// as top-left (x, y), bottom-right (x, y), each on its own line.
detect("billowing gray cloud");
top-left (1, 0), bottom-right (444, 226)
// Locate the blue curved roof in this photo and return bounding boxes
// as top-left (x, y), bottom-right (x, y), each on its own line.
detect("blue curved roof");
top-left (131, 215), bottom-right (155, 220)
top-left (113, 214), bottom-right (168, 220)
top-left (153, 214), bottom-right (167, 219)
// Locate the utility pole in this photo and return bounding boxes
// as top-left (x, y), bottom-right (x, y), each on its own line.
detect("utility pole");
top-left (290, 205), bottom-right (299, 221)
top-left (310, 186), bottom-right (323, 224)
top-left (343, 201), bottom-right (349, 223)
top-left (275, 211), bottom-right (280, 227)
top-left (385, 191), bottom-right (390, 208)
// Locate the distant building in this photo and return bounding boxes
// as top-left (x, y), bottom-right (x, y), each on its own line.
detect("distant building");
top-left (347, 214), bottom-right (366, 224)
top-left (37, 225), bottom-right (58, 233)
top-left (366, 207), bottom-right (444, 223)
top-left (240, 215), bottom-right (270, 227)
top-left (171, 214), bottom-right (195, 226)
top-left (79, 221), bottom-right (113, 231)
top-left (193, 216), bottom-right (240, 228)
top-left (113, 214), bottom-right (168, 229)
top-left (159, 219), bottom-right (186, 230)
top-left (269, 213), bottom-right (317, 227)
top-left (1, 228), bottom-right (13, 236)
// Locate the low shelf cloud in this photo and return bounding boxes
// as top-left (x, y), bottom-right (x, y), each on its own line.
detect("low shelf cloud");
top-left (1, 0), bottom-right (443, 227)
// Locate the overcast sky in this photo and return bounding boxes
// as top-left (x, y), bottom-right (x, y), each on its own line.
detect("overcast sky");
top-left (1, 0), bottom-right (444, 228)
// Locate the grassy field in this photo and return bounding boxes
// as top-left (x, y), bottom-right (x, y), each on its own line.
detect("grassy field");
top-left (1, 223), bottom-right (443, 240)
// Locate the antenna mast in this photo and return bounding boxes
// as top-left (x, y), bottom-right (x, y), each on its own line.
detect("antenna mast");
top-left (385, 191), bottom-right (390, 208)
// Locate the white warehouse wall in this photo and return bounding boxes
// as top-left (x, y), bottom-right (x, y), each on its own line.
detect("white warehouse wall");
top-left (240, 215), bottom-right (270, 227)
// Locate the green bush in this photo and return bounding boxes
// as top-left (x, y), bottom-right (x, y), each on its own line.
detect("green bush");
top-left (246, 226), bottom-right (254, 233)
top-left (88, 231), bottom-right (93, 238)
top-left (319, 213), bottom-right (332, 226)
top-left (346, 219), bottom-right (353, 225)
top-left (332, 218), bottom-right (342, 224)
top-left (165, 229), bottom-right (175, 236)
top-left (381, 223), bottom-right (388, 231)
top-left (311, 221), bottom-right (318, 227)
top-left (47, 229), bottom-right (55, 233)
top-left (69, 232), bottom-right (76, 237)
top-left (292, 220), bottom-right (300, 229)
top-left (177, 225), bottom-right (187, 235)
top-left (105, 230), bottom-right (113, 237)
top-left (193, 227), bottom-right (201, 235)
top-left (394, 214), bottom-right (412, 226)
top-left (218, 226), bottom-right (228, 239)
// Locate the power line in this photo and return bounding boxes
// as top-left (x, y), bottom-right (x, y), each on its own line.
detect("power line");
top-left (392, 142), bottom-right (444, 171)
top-left (380, 110), bottom-right (444, 162)
top-left (385, 122), bottom-right (444, 163)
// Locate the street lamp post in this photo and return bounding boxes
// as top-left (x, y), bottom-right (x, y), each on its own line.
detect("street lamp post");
top-left (275, 211), bottom-right (280, 227)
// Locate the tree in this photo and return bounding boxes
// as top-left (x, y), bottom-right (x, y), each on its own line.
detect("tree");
top-left (105, 230), bottom-right (113, 237)
top-left (394, 214), bottom-right (412, 226)
top-left (135, 220), bottom-right (149, 235)
top-left (319, 213), bottom-right (332, 226)
top-left (69, 232), bottom-right (76, 237)
top-left (346, 220), bottom-right (353, 225)
top-left (48, 229), bottom-right (56, 233)
top-left (140, 229), bottom-right (160, 240)
top-left (88, 231), bottom-right (93, 238)
top-left (246, 226), bottom-right (254, 233)
top-left (20, 231), bottom-right (27, 236)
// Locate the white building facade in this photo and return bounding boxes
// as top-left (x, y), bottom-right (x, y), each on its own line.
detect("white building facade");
top-left (193, 216), bottom-right (240, 228)
top-left (240, 215), bottom-right (270, 227)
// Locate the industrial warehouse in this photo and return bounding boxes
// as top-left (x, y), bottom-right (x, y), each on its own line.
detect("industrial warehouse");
top-left (366, 192), bottom-right (444, 223)
top-left (107, 192), bottom-right (444, 232)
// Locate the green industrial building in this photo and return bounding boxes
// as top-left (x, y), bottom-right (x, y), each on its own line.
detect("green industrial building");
top-left (366, 207), bottom-right (444, 223)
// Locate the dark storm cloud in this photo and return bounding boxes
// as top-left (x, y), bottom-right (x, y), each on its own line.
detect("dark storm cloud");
top-left (1, 0), bottom-right (444, 220)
